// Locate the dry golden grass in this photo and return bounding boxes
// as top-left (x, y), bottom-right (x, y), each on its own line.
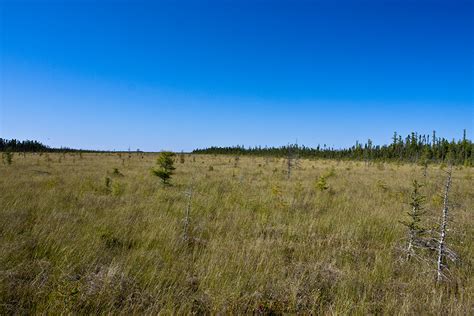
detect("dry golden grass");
top-left (1, 152), bottom-right (473, 314)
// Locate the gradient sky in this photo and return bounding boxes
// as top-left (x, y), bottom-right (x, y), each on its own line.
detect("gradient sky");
top-left (1, 0), bottom-right (473, 151)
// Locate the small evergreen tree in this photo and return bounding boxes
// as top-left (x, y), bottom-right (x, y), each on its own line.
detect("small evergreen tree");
top-left (2, 151), bottom-right (13, 165)
top-left (316, 175), bottom-right (329, 191)
top-left (401, 180), bottom-right (426, 260)
top-left (152, 151), bottom-right (176, 185)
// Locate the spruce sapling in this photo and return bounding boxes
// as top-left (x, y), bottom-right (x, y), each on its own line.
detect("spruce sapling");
top-left (152, 151), bottom-right (176, 185)
top-left (401, 180), bottom-right (426, 260)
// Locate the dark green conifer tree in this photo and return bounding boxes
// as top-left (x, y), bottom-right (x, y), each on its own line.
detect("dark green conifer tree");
top-left (152, 152), bottom-right (176, 185)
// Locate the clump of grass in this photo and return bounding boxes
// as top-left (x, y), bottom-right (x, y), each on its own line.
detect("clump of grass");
top-left (271, 184), bottom-right (287, 208)
top-left (376, 179), bottom-right (389, 192)
top-left (111, 181), bottom-right (124, 196)
top-left (324, 166), bottom-right (336, 178)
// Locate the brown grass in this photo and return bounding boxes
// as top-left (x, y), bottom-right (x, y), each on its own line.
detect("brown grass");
top-left (0, 152), bottom-right (473, 314)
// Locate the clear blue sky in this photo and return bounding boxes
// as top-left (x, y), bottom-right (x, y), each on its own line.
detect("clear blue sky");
top-left (1, 0), bottom-right (473, 151)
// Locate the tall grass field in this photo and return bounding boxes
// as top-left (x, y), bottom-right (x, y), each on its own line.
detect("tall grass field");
top-left (1, 153), bottom-right (473, 314)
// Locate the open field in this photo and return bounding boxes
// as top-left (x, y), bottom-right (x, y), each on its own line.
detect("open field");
top-left (1, 153), bottom-right (473, 314)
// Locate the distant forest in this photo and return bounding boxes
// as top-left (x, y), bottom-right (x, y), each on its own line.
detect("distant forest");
top-left (0, 139), bottom-right (77, 153)
top-left (1, 130), bottom-right (473, 165)
top-left (193, 131), bottom-right (473, 165)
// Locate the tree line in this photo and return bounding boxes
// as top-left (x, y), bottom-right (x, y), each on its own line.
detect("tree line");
top-left (0, 138), bottom-right (146, 154)
top-left (2, 130), bottom-right (472, 165)
top-left (0, 138), bottom-right (78, 153)
top-left (193, 130), bottom-right (473, 165)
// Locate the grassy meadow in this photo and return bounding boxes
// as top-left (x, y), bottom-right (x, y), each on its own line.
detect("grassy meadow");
top-left (0, 152), bottom-right (473, 314)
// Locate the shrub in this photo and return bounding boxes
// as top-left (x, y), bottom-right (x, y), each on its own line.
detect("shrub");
top-left (376, 179), bottom-right (388, 192)
top-left (324, 167), bottom-right (336, 178)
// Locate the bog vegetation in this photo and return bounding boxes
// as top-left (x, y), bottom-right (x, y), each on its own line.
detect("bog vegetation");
top-left (0, 132), bottom-right (473, 314)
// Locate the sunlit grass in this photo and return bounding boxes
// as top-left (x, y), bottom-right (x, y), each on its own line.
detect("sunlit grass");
top-left (1, 153), bottom-right (472, 313)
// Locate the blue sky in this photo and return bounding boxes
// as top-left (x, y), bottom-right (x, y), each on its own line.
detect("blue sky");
top-left (1, 0), bottom-right (473, 151)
